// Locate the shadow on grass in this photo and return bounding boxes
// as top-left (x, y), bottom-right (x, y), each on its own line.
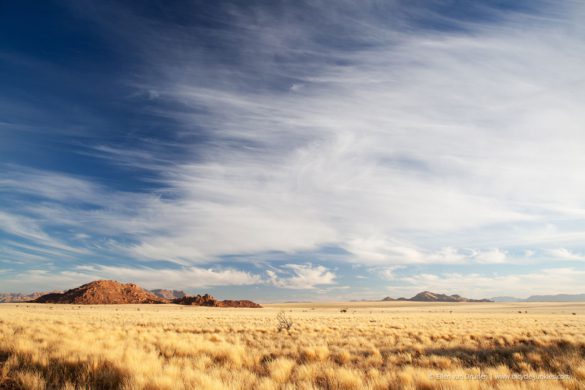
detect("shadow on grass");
top-left (0, 349), bottom-right (128, 390)
top-left (0, 352), bottom-right (18, 390)
top-left (424, 339), bottom-right (585, 373)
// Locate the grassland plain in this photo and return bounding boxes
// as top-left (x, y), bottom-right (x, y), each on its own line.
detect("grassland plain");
top-left (0, 302), bottom-right (584, 389)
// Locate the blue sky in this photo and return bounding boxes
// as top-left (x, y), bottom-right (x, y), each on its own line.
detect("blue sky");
top-left (1, 0), bottom-right (585, 301)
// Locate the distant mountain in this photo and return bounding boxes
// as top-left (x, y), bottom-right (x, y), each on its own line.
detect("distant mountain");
top-left (410, 291), bottom-right (492, 302)
top-left (0, 291), bottom-right (61, 303)
top-left (525, 293), bottom-right (585, 302)
top-left (33, 280), bottom-right (168, 304)
top-left (150, 289), bottom-right (186, 300)
top-left (491, 296), bottom-right (524, 302)
top-left (383, 291), bottom-right (492, 303)
top-left (491, 293), bottom-right (585, 302)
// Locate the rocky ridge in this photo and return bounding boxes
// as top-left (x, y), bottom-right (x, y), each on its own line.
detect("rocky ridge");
top-left (30, 280), bottom-right (262, 307)
top-left (382, 291), bottom-right (492, 302)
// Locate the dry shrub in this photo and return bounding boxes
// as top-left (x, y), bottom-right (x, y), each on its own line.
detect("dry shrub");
top-left (276, 311), bottom-right (293, 333)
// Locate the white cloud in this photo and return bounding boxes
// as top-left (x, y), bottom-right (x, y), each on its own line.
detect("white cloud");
top-left (363, 247), bottom-right (527, 265)
top-left (474, 249), bottom-right (508, 264)
top-left (0, 262), bottom-right (339, 293)
top-left (77, 265), bottom-right (262, 289)
top-left (0, 269), bottom-right (98, 293)
top-left (346, 238), bottom-right (469, 264)
top-left (128, 1), bottom-right (585, 264)
top-left (0, 265), bottom-right (262, 293)
top-left (267, 264), bottom-right (336, 289)
top-left (0, 211), bottom-right (87, 255)
top-left (0, 168), bottom-right (100, 203)
top-left (548, 248), bottom-right (585, 261)
top-left (378, 266), bottom-right (405, 280)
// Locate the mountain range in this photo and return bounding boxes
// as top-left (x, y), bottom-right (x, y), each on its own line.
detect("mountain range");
top-left (3, 284), bottom-right (584, 304)
top-left (491, 293), bottom-right (585, 302)
top-left (381, 291), bottom-right (585, 302)
top-left (0, 291), bottom-right (61, 303)
top-left (382, 291), bottom-right (493, 302)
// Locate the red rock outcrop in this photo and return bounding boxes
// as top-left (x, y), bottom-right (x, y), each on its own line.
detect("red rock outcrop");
top-left (172, 294), bottom-right (262, 308)
top-left (215, 299), bottom-right (262, 308)
top-left (33, 280), bottom-right (168, 304)
top-left (29, 280), bottom-right (262, 307)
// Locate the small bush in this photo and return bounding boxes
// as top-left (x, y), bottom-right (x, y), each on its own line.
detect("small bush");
top-left (276, 311), bottom-right (293, 333)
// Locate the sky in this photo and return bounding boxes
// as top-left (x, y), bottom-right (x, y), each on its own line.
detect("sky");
top-left (1, 0), bottom-right (585, 301)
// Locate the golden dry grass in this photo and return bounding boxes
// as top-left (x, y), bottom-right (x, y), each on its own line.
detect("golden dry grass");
top-left (1, 302), bottom-right (584, 389)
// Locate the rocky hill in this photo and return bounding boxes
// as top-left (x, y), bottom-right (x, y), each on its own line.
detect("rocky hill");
top-left (33, 280), bottom-right (168, 304)
top-left (29, 280), bottom-right (262, 307)
top-left (218, 299), bottom-right (263, 308)
top-left (383, 291), bottom-right (492, 302)
top-left (172, 294), bottom-right (262, 308)
top-left (172, 294), bottom-right (216, 306)
top-left (150, 289), bottom-right (186, 300)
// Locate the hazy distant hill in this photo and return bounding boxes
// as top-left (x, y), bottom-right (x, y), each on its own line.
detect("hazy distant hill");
top-left (0, 291), bottom-right (60, 303)
top-left (491, 293), bottom-right (585, 302)
top-left (490, 296), bottom-right (523, 302)
top-left (383, 291), bottom-right (492, 302)
top-left (525, 293), bottom-right (585, 302)
top-left (149, 289), bottom-right (186, 300)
